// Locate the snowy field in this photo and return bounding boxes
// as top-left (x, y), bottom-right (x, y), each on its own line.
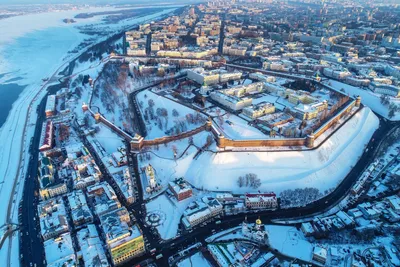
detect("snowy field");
top-left (266, 225), bottom-right (313, 262)
top-left (89, 123), bottom-right (125, 154)
top-left (326, 80), bottom-right (400, 121)
top-left (136, 90), bottom-right (207, 139)
top-left (143, 107), bottom-right (379, 195)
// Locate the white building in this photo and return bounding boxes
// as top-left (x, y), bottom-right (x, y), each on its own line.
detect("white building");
top-left (187, 68), bottom-right (220, 85)
top-left (182, 197), bottom-right (223, 228)
top-left (77, 225), bottom-right (109, 267)
top-left (86, 182), bottom-right (121, 216)
top-left (243, 102), bottom-right (276, 119)
top-left (45, 95), bottom-right (56, 117)
top-left (67, 190), bottom-right (93, 227)
top-left (38, 197), bottom-right (70, 241)
top-left (369, 83), bottom-right (400, 97)
top-left (44, 233), bottom-right (77, 267)
top-left (242, 218), bottom-right (268, 244)
top-left (210, 91), bottom-right (252, 111)
top-left (312, 246), bottom-right (327, 264)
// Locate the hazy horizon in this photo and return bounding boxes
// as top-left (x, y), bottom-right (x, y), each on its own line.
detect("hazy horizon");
top-left (0, 0), bottom-right (199, 5)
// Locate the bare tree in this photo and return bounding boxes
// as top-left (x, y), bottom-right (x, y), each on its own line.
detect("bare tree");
top-left (237, 176), bottom-right (245, 188)
top-left (172, 109), bottom-right (179, 117)
top-left (188, 136), bottom-right (194, 145)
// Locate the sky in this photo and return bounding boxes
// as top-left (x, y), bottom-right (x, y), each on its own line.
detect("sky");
top-left (0, 0), bottom-right (198, 4)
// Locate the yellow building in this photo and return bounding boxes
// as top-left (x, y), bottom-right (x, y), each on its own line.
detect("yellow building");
top-left (39, 183), bottom-right (67, 200)
top-left (100, 207), bottom-right (146, 265)
top-left (288, 91), bottom-right (316, 105)
top-left (293, 104), bottom-right (319, 120)
top-left (110, 231), bottom-right (145, 265)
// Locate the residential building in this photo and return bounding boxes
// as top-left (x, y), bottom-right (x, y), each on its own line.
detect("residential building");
top-left (245, 193), bottom-right (278, 210)
top-left (210, 91), bottom-right (252, 111)
top-left (243, 102), bottom-right (276, 119)
top-left (312, 246), bottom-right (327, 264)
top-left (38, 197), bottom-right (70, 241)
top-left (77, 225), bottom-right (109, 267)
top-left (39, 120), bottom-right (54, 152)
top-left (45, 95), bottom-right (56, 117)
top-left (67, 190), bottom-right (93, 227)
top-left (100, 208), bottom-right (145, 265)
top-left (44, 233), bottom-right (77, 267)
top-left (168, 177), bottom-right (193, 201)
top-left (87, 182), bottom-right (121, 216)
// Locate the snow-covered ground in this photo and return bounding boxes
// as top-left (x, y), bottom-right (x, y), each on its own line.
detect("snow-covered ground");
top-left (136, 90), bottom-right (207, 139)
top-left (90, 123), bottom-right (125, 154)
top-left (91, 63), bottom-right (133, 132)
top-left (138, 131), bottom-right (213, 190)
top-left (144, 107), bottom-right (379, 195)
top-left (145, 194), bottom-right (192, 240)
top-left (177, 252), bottom-right (212, 267)
top-left (266, 225), bottom-right (313, 262)
top-left (0, 6), bottom-right (180, 267)
top-left (213, 113), bottom-right (266, 140)
top-left (326, 79), bottom-right (400, 121)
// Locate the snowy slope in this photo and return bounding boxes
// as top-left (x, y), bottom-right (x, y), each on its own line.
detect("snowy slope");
top-left (145, 107), bottom-right (379, 195)
top-left (136, 90), bottom-right (207, 139)
top-left (326, 80), bottom-right (400, 121)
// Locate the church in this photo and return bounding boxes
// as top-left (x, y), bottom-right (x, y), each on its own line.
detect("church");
top-left (242, 217), bottom-right (268, 244)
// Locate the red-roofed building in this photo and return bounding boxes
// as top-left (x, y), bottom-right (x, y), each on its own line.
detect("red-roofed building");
top-left (168, 178), bottom-right (193, 201)
top-left (245, 193), bottom-right (278, 210)
top-left (39, 120), bottom-right (54, 152)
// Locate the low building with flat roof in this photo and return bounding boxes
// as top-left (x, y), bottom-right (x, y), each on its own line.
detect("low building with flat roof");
top-left (77, 225), bottom-right (109, 267)
top-left (38, 197), bottom-right (70, 241)
top-left (44, 233), bottom-right (77, 267)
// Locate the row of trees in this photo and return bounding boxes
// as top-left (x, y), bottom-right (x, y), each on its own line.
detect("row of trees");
top-left (237, 173), bottom-right (261, 189)
top-left (279, 187), bottom-right (322, 208)
top-left (380, 94), bottom-right (399, 119)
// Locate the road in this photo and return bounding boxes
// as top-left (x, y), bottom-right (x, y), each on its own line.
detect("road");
top-left (19, 90), bottom-right (55, 267)
top-left (16, 49), bottom-right (400, 267)
top-left (218, 16), bottom-right (225, 55)
top-left (21, 82), bottom-right (398, 267)
top-left (121, 116), bottom-right (398, 267)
